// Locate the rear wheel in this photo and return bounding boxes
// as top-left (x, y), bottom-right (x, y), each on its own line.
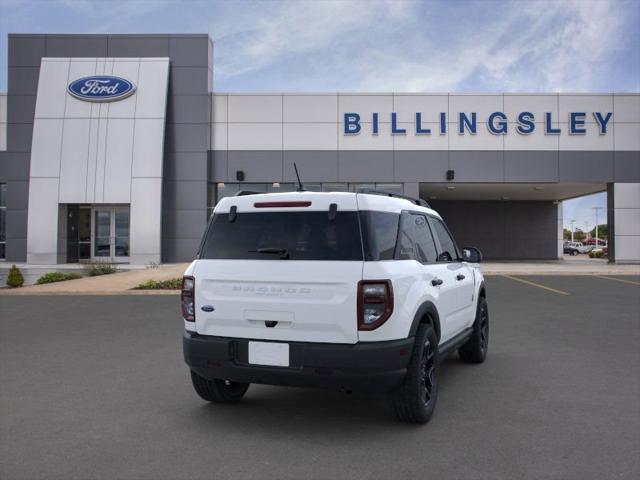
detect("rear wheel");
top-left (190, 370), bottom-right (249, 403)
top-left (458, 296), bottom-right (489, 363)
top-left (390, 323), bottom-right (439, 424)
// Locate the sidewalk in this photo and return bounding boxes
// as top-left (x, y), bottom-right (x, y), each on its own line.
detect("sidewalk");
top-left (0, 259), bottom-right (638, 295)
top-left (0, 263), bottom-right (189, 295)
top-left (480, 257), bottom-right (640, 276)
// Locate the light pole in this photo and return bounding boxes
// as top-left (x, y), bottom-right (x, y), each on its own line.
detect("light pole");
top-left (584, 221), bottom-right (591, 242)
top-left (592, 206), bottom-right (603, 248)
top-left (570, 219), bottom-right (576, 242)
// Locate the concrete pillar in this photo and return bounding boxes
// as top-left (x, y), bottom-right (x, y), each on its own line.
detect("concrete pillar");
top-left (608, 183), bottom-right (640, 263)
top-left (557, 201), bottom-right (564, 259)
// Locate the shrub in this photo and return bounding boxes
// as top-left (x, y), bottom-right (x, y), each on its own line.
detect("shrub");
top-left (84, 263), bottom-right (118, 276)
top-left (6, 265), bottom-right (24, 288)
top-left (36, 272), bottom-right (82, 285)
top-left (133, 278), bottom-right (182, 290)
top-left (589, 250), bottom-right (606, 259)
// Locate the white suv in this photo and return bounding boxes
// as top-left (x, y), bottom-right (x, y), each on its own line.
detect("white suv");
top-left (182, 190), bottom-right (488, 423)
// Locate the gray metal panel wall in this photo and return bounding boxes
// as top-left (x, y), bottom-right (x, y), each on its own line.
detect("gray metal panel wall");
top-left (429, 200), bottom-right (559, 260)
top-left (1, 33), bottom-right (212, 262)
top-left (209, 150), bottom-right (629, 184)
top-left (162, 35), bottom-right (211, 262)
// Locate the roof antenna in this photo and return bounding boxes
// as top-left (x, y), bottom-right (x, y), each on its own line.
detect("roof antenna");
top-left (293, 163), bottom-right (306, 192)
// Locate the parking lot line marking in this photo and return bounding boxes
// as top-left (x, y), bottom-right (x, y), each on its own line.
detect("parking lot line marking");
top-left (593, 275), bottom-right (640, 286)
top-left (501, 275), bottom-right (570, 296)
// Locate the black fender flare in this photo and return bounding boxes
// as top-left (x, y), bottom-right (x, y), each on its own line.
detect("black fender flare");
top-left (408, 302), bottom-right (442, 341)
top-left (478, 280), bottom-right (487, 299)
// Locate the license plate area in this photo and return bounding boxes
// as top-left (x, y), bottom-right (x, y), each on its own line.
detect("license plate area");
top-left (248, 341), bottom-right (290, 367)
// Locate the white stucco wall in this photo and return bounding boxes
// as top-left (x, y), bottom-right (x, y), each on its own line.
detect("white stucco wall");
top-left (210, 93), bottom-right (640, 152)
top-left (26, 57), bottom-right (169, 264)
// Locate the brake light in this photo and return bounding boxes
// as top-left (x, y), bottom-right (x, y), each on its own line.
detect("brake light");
top-left (181, 276), bottom-right (195, 322)
top-left (357, 280), bottom-right (393, 330)
top-left (254, 201), bottom-right (312, 208)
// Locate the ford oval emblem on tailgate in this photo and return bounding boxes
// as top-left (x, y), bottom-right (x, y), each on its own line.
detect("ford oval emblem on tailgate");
top-left (201, 305), bottom-right (215, 312)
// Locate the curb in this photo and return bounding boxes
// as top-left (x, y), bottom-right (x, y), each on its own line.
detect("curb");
top-left (0, 289), bottom-right (181, 296)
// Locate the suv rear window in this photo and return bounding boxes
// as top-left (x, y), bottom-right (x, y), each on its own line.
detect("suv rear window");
top-left (200, 212), bottom-right (363, 261)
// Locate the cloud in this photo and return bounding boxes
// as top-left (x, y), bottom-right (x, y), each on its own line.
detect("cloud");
top-left (212, 0), bottom-right (412, 80)
top-left (212, 0), bottom-right (638, 92)
top-left (0, 0), bottom-right (637, 92)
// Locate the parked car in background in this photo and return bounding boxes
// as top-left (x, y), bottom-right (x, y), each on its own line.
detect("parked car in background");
top-left (564, 243), bottom-right (581, 256)
top-left (564, 242), bottom-right (588, 255)
top-left (584, 238), bottom-right (607, 246)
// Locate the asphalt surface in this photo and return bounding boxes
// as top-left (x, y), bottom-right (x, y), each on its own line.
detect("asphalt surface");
top-left (1, 276), bottom-right (639, 480)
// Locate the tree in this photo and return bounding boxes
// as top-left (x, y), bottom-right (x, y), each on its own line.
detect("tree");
top-left (573, 228), bottom-right (586, 242)
top-left (589, 224), bottom-right (607, 239)
top-left (6, 264), bottom-right (24, 288)
top-left (563, 228), bottom-right (572, 240)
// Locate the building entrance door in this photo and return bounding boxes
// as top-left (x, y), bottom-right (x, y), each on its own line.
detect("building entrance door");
top-left (92, 206), bottom-right (130, 263)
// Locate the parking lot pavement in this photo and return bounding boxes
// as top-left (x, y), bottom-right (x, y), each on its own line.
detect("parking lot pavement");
top-left (1, 276), bottom-right (638, 480)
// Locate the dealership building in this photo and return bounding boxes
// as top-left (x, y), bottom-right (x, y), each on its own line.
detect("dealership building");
top-left (0, 33), bottom-right (638, 265)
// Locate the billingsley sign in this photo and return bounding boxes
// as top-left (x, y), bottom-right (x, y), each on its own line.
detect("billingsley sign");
top-left (343, 111), bottom-right (613, 135)
top-left (67, 76), bottom-right (136, 102)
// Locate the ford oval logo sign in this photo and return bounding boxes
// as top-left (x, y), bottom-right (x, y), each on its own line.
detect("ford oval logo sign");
top-left (67, 76), bottom-right (136, 102)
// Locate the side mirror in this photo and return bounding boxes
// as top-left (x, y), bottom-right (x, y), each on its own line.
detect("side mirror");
top-left (437, 251), bottom-right (452, 262)
top-left (462, 246), bottom-right (482, 263)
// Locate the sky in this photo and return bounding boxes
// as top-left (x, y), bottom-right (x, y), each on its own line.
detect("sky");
top-left (1, 0), bottom-right (638, 227)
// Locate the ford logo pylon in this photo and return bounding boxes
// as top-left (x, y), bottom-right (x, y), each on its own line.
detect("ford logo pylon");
top-left (67, 76), bottom-right (136, 102)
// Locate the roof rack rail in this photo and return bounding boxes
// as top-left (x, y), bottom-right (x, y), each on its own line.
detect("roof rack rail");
top-left (357, 188), bottom-right (431, 209)
top-left (235, 190), bottom-right (263, 196)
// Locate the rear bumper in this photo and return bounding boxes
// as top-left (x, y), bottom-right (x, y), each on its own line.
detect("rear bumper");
top-left (183, 332), bottom-right (414, 393)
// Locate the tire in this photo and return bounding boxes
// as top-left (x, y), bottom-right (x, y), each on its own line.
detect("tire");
top-left (458, 296), bottom-right (489, 363)
top-left (390, 323), bottom-right (439, 424)
top-left (190, 370), bottom-right (250, 403)
top-left (572, 250), bottom-right (579, 256)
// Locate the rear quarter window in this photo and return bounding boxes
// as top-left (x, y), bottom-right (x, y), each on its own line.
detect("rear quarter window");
top-left (200, 211), bottom-right (363, 261)
top-left (359, 211), bottom-right (400, 261)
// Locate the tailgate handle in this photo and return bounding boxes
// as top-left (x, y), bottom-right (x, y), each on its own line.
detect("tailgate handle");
top-left (265, 321), bottom-right (278, 328)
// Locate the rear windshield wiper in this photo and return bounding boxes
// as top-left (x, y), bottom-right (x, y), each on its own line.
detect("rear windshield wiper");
top-left (248, 247), bottom-right (290, 259)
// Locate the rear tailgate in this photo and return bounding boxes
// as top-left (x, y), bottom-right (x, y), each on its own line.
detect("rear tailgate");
top-left (194, 260), bottom-right (361, 343)
top-left (194, 192), bottom-right (363, 344)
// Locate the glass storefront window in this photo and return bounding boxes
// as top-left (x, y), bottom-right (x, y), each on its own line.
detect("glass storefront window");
top-left (94, 210), bottom-right (111, 257)
top-left (114, 209), bottom-right (130, 257)
top-left (268, 183), bottom-right (295, 193)
top-left (208, 182), bottom-right (408, 212)
top-left (78, 207), bottom-right (92, 260)
top-left (0, 209), bottom-right (5, 260)
top-left (349, 183), bottom-right (375, 192)
top-left (375, 183), bottom-right (404, 194)
top-left (216, 182), bottom-right (240, 201)
top-left (0, 183), bottom-right (6, 259)
top-left (303, 183), bottom-right (322, 192)
top-left (322, 183), bottom-right (348, 192)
